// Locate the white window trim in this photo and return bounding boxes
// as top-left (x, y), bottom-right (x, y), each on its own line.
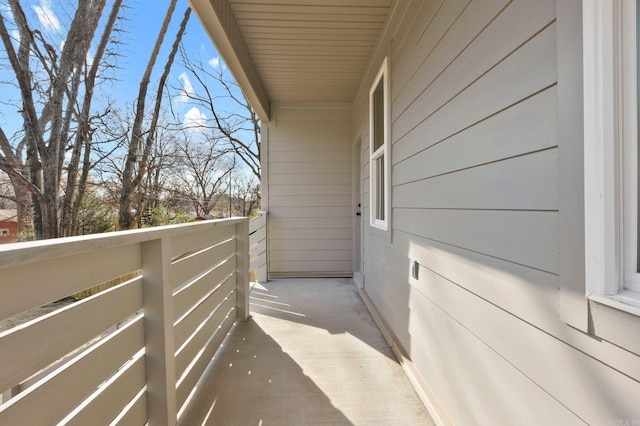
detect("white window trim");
top-left (369, 57), bottom-right (391, 231)
top-left (584, 0), bottom-right (640, 316)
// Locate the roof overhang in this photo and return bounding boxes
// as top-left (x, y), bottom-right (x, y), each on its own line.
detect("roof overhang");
top-left (188, 0), bottom-right (393, 123)
top-left (188, 0), bottom-right (271, 122)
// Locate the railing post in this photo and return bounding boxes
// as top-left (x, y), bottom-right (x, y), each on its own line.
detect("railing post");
top-left (141, 237), bottom-right (177, 425)
top-left (258, 211), bottom-right (268, 283)
top-left (236, 220), bottom-right (250, 321)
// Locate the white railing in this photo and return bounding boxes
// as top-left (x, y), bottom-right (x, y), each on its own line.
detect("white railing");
top-left (249, 211), bottom-right (267, 283)
top-left (0, 218), bottom-right (250, 425)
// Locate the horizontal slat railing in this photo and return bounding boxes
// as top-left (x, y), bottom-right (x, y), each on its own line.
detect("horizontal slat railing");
top-left (249, 211), bottom-right (268, 283)
top-left (0, 276), bottom-right (143, 394)
top-left (64, 351), bottom-right (147, 426)
top-left (173, 257), bottom-right (235, 320)
top-left (0, 218), bottom-right (250, 426)
top-left (1, 244), bottom-right (141, 321)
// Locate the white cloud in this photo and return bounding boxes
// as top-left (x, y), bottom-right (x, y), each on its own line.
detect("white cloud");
top-left (86, 49), bottom-right (94, 67)
top-left (208, 56), bottom-right (220, 69)
top-left (177, 72), bottom-right (194, 103)
top-left (184, 107), bottom-right (207, 129)
top-left (33, 0), bottom-right (61, 33)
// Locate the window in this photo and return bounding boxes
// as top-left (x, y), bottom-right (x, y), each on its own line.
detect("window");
top-left (0, 229), bottom-right (8, 237)
top-left (584, 0), bottom-right (640, 314)
top-left (624, 0), bottom-right (640, 294)
top-left (370, 57), bottom-right (390, 231)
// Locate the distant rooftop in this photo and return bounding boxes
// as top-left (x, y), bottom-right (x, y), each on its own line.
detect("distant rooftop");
top-left (0, 210), bottom-right (17, 222)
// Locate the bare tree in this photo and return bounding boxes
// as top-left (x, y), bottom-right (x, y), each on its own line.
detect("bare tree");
top-left (0, 0), bottom-right (121, 239)
top-left (136, 127), bottom-right (179, 227)
top-left (232, 172), bottom-right (260, 217)
top-left (0, 127), bottom-right (31, 236)
top-left (178, 48), bottom-right (261, 180)
top-left (118, 3), bottom-right (190, 229)
top-left (169, 134), bottom-right (234, 218)
top-left (60, 0), bottom-right (124, 237)
top-left (0, 1), bottom-right (260, 237)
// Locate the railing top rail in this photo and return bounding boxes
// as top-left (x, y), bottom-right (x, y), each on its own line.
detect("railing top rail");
top-left (0, 217), bottom-right (248, 268)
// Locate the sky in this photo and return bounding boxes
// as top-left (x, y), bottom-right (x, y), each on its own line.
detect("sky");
top-left (0, 0), bottom-right (232, 140)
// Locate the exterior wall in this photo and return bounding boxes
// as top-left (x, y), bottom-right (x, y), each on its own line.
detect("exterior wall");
top-left (266, 103), bottom-right (353, 277)
top-left (0, 221), bottom-right (18, 244)
top-left (355, 0), bottom-right (640, 424)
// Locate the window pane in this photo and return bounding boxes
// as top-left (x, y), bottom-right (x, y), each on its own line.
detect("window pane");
top-left (373, 78), bottom-right (384, 152)
top-left (376, 155), bottom-right (385, 221)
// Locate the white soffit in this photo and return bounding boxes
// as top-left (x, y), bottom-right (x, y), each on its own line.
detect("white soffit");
top-left (191, 0), bottom-right (392, 117)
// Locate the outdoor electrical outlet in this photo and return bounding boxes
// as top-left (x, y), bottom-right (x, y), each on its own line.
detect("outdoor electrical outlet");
top-left (411, 260), bottom-right (420, 280)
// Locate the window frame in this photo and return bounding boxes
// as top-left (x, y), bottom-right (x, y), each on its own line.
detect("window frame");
top-left (583, 0), bottom-right (640, 315)
top-left (369, 57), bottom-right (391, 232)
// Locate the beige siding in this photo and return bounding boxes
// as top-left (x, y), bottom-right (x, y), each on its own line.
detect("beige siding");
top-left (267, 104), bottom-right (353, 276)
top-left (356, 0), bottom-right (640, 424)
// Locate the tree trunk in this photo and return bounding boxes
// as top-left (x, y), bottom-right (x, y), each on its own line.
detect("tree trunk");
top-left (61, 0), bottom-right (121, 236)
top-left (118, 3), bottom-right (190, 230)
top-left (119, 0), bottom-right (179, 230)
top-left (1, 0), bottom-right (109, 239)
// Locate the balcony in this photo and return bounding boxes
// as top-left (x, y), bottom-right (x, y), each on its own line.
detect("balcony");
top-left (179, 278), bottom-right (433, 425)
top-left (0, 217), bottom-right (432, 425)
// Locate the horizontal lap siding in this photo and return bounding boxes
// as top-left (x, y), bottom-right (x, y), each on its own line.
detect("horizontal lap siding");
top-left (359, 0), bottom-right (640, 423)
top-left (268, 104), bottom-right (353, 275)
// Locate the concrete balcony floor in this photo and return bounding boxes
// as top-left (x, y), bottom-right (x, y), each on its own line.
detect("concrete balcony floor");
top-left (179, 278), bottom-right (434, 425)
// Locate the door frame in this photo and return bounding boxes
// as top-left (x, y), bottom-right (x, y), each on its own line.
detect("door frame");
top-left (353, 134), bottom-right (364, 288)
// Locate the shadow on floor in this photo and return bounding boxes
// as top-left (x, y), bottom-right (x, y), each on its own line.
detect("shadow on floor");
top-left (179, 278), bottom-right (433, 425)
top-left (248, 278), bottom-right (396, 361)
top-left (178, 317), bottom-right (353, 425)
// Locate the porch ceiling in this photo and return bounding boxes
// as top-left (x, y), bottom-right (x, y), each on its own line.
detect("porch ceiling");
top-left (188, 0), bottom-right (393, 121)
